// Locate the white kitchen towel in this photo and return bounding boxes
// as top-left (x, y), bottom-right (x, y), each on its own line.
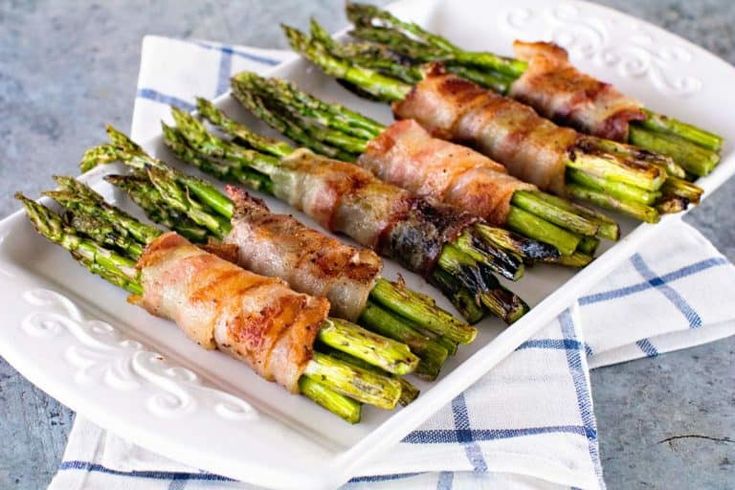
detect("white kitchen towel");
top-left (48, 36), bottom-right (735, 490)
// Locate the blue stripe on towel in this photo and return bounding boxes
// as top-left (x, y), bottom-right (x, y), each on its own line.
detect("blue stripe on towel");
top-left (636, 338), bottom-right (660, 358)
top-left (58, 461), bottom-right (231, 481)
top-left (136, 88), bottom-right (195, 111)
top-left (516, 338), bottom-right (584, 351)
top-left (580, 257), bottom-right (726, 306)
top-left (403, 424), bottom-right (588, 444)
top-left (437, 471), bottom-right (454, 490)
top-left (349, 472), bottom-right (422, 483)
top-left (630, 254), bottom-right (703, 328)
top-left (559, 309), bottom-right (604, 484)
top-left (192, 41), bottom-right (281, 66)
top-left (451, 394), bottom-right (488, 472)
top-left (216, 47), bottom-right (233, 96)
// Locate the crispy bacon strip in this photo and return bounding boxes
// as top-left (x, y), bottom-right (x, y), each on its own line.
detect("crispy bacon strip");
top-left (392, 66), bottom-right (578, 195)
top-left (275, 149), bottom-right (478, 276)
top-left (224, 186), bottom-right (382, 321)
top-left (510, 40), bottom-right (645, 141)
top-left (133, 232), bottom-right (328, 393)
top-left (359, 119), bottom-right (536, 225)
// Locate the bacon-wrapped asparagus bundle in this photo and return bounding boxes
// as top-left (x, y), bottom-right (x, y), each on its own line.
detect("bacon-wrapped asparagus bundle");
top-left (344, 3), bottom-right (723, 178)
top-left (16, 192), bottom-right (431, 422)
top-left (49, 176), bottom-right (440, 388)
top-left (81, 124), bottom-right (543, 325)
top-left (284, 21), bottom-right (705, 224)
top-left (74, 166), bottom-right (455, 379)
top-left (228, 73), bottom-right (621, 258)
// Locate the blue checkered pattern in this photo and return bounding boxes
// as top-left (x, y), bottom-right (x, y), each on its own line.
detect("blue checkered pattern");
top-left (47, 37), bottom-right (735, 490)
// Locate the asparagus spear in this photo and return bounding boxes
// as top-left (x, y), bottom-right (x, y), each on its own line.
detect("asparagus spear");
top-left (103, 173), bottom-right (211, 243)
top-left (298, 377), bottom-right (361, 423)
top-left (359, 301), bottom-right (448, 380)
top-left (322, 346), bottom-right (420, 406)
top-left (346, 2), bottom-right (527, 77)
top-left (303, 352), bottom-right (402, 409)
top-left (437, 243), bottom-right (529, 324)
top-left (16, 193), bottom-right (142, 294)
top-left (369, 278), bottom-right (476, 344)
top-left (318, 317), bottom-right (419, 375)
top-left (430, 268), bottom-right (484, 324)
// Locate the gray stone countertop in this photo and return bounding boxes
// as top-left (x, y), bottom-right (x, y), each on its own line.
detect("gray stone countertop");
top-left (0, 1), bottom-right (733, 488)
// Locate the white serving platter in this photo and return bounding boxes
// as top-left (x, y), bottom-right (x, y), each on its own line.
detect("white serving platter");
top-left (1, 0), bottom-right (733, 488)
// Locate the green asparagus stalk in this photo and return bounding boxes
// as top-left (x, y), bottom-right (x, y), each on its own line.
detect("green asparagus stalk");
top-left (567, 183), bottom-right (660, 223)
top-left (540, 251), bottom-right (594, 268)
top-left (369, 278), bottom-right (477, 344)
top-left (303, 351), bottom-right (402, 409)
top-left (637, 108), bottom-right (723, 152)
top-left (283, 23), bottom-right (412, 103)
top-left (145, 166), bottom-right (232, 239)
top-left (103, 174), bottom-right (211, 243)
top-left (298, 377), bottom-right (362, 423)
top-left (521, 193), bottom-right (620, 241)
top-left (430, 268), bottom-right (484, 324)
top-left (506, 206), bottom-right (580, 256)
top-left (437, 244), bottom-right (529, 324)
top-left (16, 193), bottom-right (143, 294)
top-left (319, 347), bottom-right (420, 406)
top-left (359, 300), bottom-right (449, 380)
top-left (48, 175), bottom-right (160, 245)
top-left (346, 2), bottom-right (528, 76)
top-left (511, 190), bottom-right (599, 236)
top-left (661, 177), bottom-right (703, 204)
top-left (577, 135), bottom-right (686, 180)
top-left (60, 208), bottom-right (146, 260)
top-left (628, 126), bottom-right (720, 177)
top-left (566, 168), bottom-right (661, 205)
top-left (577, 236), bottom-right (600, 256)
top-left (318, 317), bottom-right (419, 375)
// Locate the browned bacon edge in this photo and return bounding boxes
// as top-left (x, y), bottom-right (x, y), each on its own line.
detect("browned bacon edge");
top-left (510, 40), bottom-right (645, 141)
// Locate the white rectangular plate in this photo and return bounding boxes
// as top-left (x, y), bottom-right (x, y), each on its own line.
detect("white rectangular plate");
top-left (1, 1), bottom-right (733, 488)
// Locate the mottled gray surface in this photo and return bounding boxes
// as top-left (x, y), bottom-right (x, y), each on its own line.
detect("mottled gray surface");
top-left (0, 1), bottom-right (733, 489)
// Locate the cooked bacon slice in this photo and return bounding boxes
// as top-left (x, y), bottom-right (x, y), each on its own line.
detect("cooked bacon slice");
top-left (275, 148), bottom-right (478, 276)
top-left (134, 232), bottom-right (328, 393)
top-left (224, 186), bottom-right (382, 322)
top-left (359, 119), bottom-right (536, 225)
top-left (510, 40), bottom-right (645, 141)
top-left (392, 66), bottom-right (578, 195)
